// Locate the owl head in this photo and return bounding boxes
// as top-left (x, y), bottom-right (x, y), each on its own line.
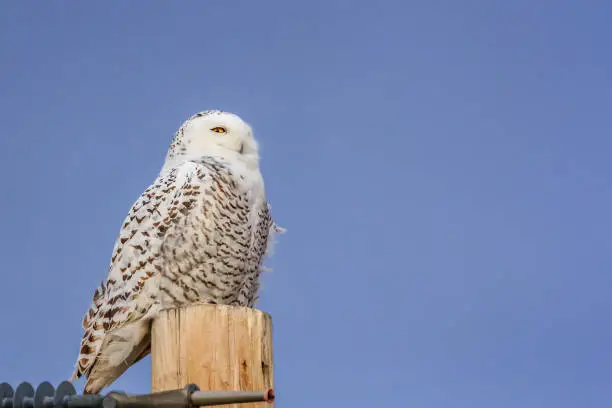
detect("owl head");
top-left (163, 110), bottom-right (260, 170)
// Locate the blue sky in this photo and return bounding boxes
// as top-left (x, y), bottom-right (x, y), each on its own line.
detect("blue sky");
top-left (1, 1), bottom-right (611, 407)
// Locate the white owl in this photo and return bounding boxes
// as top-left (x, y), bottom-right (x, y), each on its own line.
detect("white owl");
top-left (70, 110), bottom-right (283, 394)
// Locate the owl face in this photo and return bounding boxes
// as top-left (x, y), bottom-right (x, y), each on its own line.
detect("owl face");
top-left (181, 111), bottom-right (259, 158)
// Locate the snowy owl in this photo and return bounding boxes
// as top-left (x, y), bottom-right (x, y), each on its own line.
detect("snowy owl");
top-left (70, 110), bottom-right (283, 394)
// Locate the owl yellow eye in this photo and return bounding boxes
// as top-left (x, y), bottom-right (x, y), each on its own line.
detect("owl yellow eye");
top-left (211, 127), bottom-right (226, 133)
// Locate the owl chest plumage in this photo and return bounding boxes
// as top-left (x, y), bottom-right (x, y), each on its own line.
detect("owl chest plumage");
top-left (150, 158), bottom-right (271, 309)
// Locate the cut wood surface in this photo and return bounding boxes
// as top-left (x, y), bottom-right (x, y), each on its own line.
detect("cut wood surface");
top-left (151, 304), bottom-right (274, 408)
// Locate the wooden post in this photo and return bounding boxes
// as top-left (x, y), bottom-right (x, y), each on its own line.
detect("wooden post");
top-left (151, 304), bottom-right (274, 408)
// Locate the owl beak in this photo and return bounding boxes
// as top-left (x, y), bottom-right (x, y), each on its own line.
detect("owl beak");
top-left (239, 143), bottom-right (244, 154)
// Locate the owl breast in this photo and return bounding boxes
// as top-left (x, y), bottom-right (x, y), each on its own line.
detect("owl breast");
top-left (155, 158), bottom-right (272, 309)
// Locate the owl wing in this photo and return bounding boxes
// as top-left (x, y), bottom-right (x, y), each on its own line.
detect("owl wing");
top-left (71, 164), bottom-right (200, 381)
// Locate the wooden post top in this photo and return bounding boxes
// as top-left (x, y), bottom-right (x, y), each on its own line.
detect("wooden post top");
top-left (151, 305), bottom-right (274, 408)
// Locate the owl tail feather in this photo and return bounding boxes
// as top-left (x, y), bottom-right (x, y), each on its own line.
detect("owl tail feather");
top-left (82, 321), bottom-right (151, 394)
top-left (69, 367), bottom-right (81, 382)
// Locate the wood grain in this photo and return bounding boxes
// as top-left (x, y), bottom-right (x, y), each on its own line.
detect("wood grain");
top-left (151, 304), bottom-right (274, 408)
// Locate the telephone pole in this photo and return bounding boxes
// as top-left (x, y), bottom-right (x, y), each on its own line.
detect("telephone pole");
top-left (151, 304), bottom-right (274, 408)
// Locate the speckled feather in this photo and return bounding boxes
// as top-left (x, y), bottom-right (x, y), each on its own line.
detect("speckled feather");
top-left (70, 111), bottom-right (282, 394)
